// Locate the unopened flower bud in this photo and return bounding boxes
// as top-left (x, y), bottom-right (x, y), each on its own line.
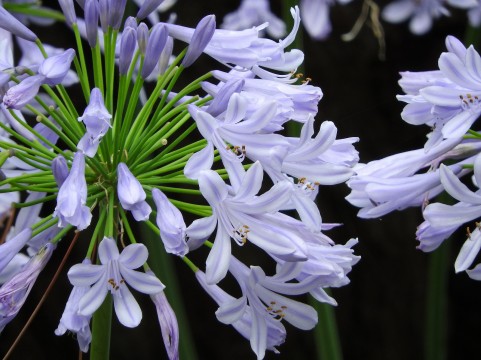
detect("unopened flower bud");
top-left (182, 15), bottom-right (216, 67)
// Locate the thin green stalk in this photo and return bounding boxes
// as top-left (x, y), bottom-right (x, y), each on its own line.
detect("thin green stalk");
top-left (310, 294), bottom-right (343, 360)
top-left (424, 240), bottom-right (449, 360)
top-left (73, 22), bottom-right (91, 101)
top-left (91, 294), bottom-right (113, 360)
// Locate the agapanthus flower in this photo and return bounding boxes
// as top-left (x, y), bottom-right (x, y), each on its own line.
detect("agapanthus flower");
top-left (67, 237), bottom-right (164, 327)
top-left (300, 0), bottom-right (353, 40)
top-left (55, 259), bottom-right (93, 352)
top-left (382, 0), bottom-right (477, 35)
top-left (349, 34), bottom-right (481, 283)
top-left (0, 243), bottom-right (55, 332)
top-left (221, 0), bottom-right (286, 39)
top-left (0, 3), bottom-right (359, 358)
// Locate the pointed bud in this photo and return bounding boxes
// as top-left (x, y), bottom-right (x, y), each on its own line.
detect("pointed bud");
top-left (152, 188), bottom-right (188, 256)
top-left (117, 163), bottom-right (152, 221)
top-left (124, 16), bottom-right (138, 30)
top-left (98, 0), bottom-right (109, 33)
top-left (52, 155), bottom-right (69, 187)
top-left (108, 0), bottom-right (127, 29)
top-left (39, 49), bottom-right (76, 86)
top-left (119, 27), bottom-right (137, 75)
top-left (148, 274), bottom-right (179, 360)
top-left (137, 22), bottom-right (149, 54)
top-left (182, 15), bottom-right (216, 67)
top-left (158, 36), bottom-right (173, 75)
top-left (136, 0), bottom-right (165, 21)
top-left (142, 23), bottom-right (168, 79)
top-left (206, 79), bottom-right (244, 117)
top-left (85, 0), bottom-right (99, 48)
top-left (0, 6), bottom-right (37, 42)
top-left (58, 0), bottom-right (77, 26)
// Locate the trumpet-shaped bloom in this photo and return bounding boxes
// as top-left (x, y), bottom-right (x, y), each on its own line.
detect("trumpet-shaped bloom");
top-left (77, 87), bottom-right (112, 157)
top-left (0, 243), bottom-right (54, 332)
top-left (68, 237), bottom-right (164, 327)
top-left (54, 152), bottom-right (92, 230)
top-left (55, 259), bottom-right (93, 353)
top-left (117, 162), bottom-right (152, 221)
top-left (196, 270), bottom-right (286, 359)
top-left (187, 163), bottom-right (307, 284)
top-left (219, 258), bottom-right (318, 359)
top-left (152, 188), bottom-right (188, 256)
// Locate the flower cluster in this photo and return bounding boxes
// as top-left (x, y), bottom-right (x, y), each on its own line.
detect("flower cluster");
top-left (347, 35), bottom-right (481, 280)
top-left (0, 1), bottom-right (359, 359)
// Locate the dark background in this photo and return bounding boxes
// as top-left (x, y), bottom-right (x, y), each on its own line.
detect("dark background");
top-left (1, 1), bottom-right (480, 359)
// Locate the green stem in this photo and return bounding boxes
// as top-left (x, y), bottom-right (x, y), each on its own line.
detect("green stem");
top-left (310, 294), bottom-right (343, 360)
top-left (424, 240), bottom-right (449, 360)
top-left (91, 294), bottom-right (113, 360)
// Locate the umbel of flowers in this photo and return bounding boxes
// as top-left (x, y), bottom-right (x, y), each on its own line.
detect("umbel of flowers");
top-left (0, 1), bottom-right (359, 359)
top-left (346, 35), bottom-right (481, 281)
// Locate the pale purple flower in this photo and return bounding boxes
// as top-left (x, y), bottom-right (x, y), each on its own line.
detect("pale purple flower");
top-left (148, 271), bottom-right (178, 360)
top-left (423, 158), bottom-right (481, 229)
top-left (117, 162), bottom-right (152, 221)
top-left (468, 3), bottom-right (481, 27)
top-left (0, 243), bottom-right (54, 332)
top-left (455, 226), bottom-right (481, 274)
top-left (300, 0), bottom-right (353, 40)
top-left (136, 0), bottom-right (165, 20)
top-left (137, 22), bottom-right (149, 54)
top-left (67, 237), bottom-right (164, 327)
top-left (219, 257), bottom-right (318, 359)
top-left (38, 48), bottom-right (76, 86)
top-left (119, 26), bottom-right (137, 75)
top-left (142, 23), bottom-right (168, 79)
top-left (52, 155), bottom-right (69, 187)
top-left (0, 228), bottom-right (31, 274)
top-left (58, 0), bottom-right (77, 26)
top-left (187, 163), bottom-right (306, 284)
top-left (108, 0), bottom-right (127, 29)
top-left (84, 0), bottom-right (99, 48)
top-left (196, 270), bottom-right (286, 359)
top-left (164, 6), bottom-right (303, 82)
top-left (77, 87), bottom-right (112, 157)
top-left (0, 253), bottom-right (29, 284)
top-left (221, 0), bottom-right (286, 39)
top-left (382, 0), bottom-right (476, 35)
top-left (209, 69), bottom-right (323, 127)
top-left (182, 15), bottom-right (216, 68)
top-left (0, 6), bottom-right (37, 41)
top-left (184, 96), bottom-right (289, 179)
top-left (54, 152), bottom-right (92, 230)
top-left (3, 74), bottom-right (45, 109)
top-left (55, 259), bottom-right (92, 353)
top-left (152, 188), bottom-right (188, 256)
top-left (397, 36), bottom-right (481, 144)
top-left (79, 87), bottom-right (111, 135)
